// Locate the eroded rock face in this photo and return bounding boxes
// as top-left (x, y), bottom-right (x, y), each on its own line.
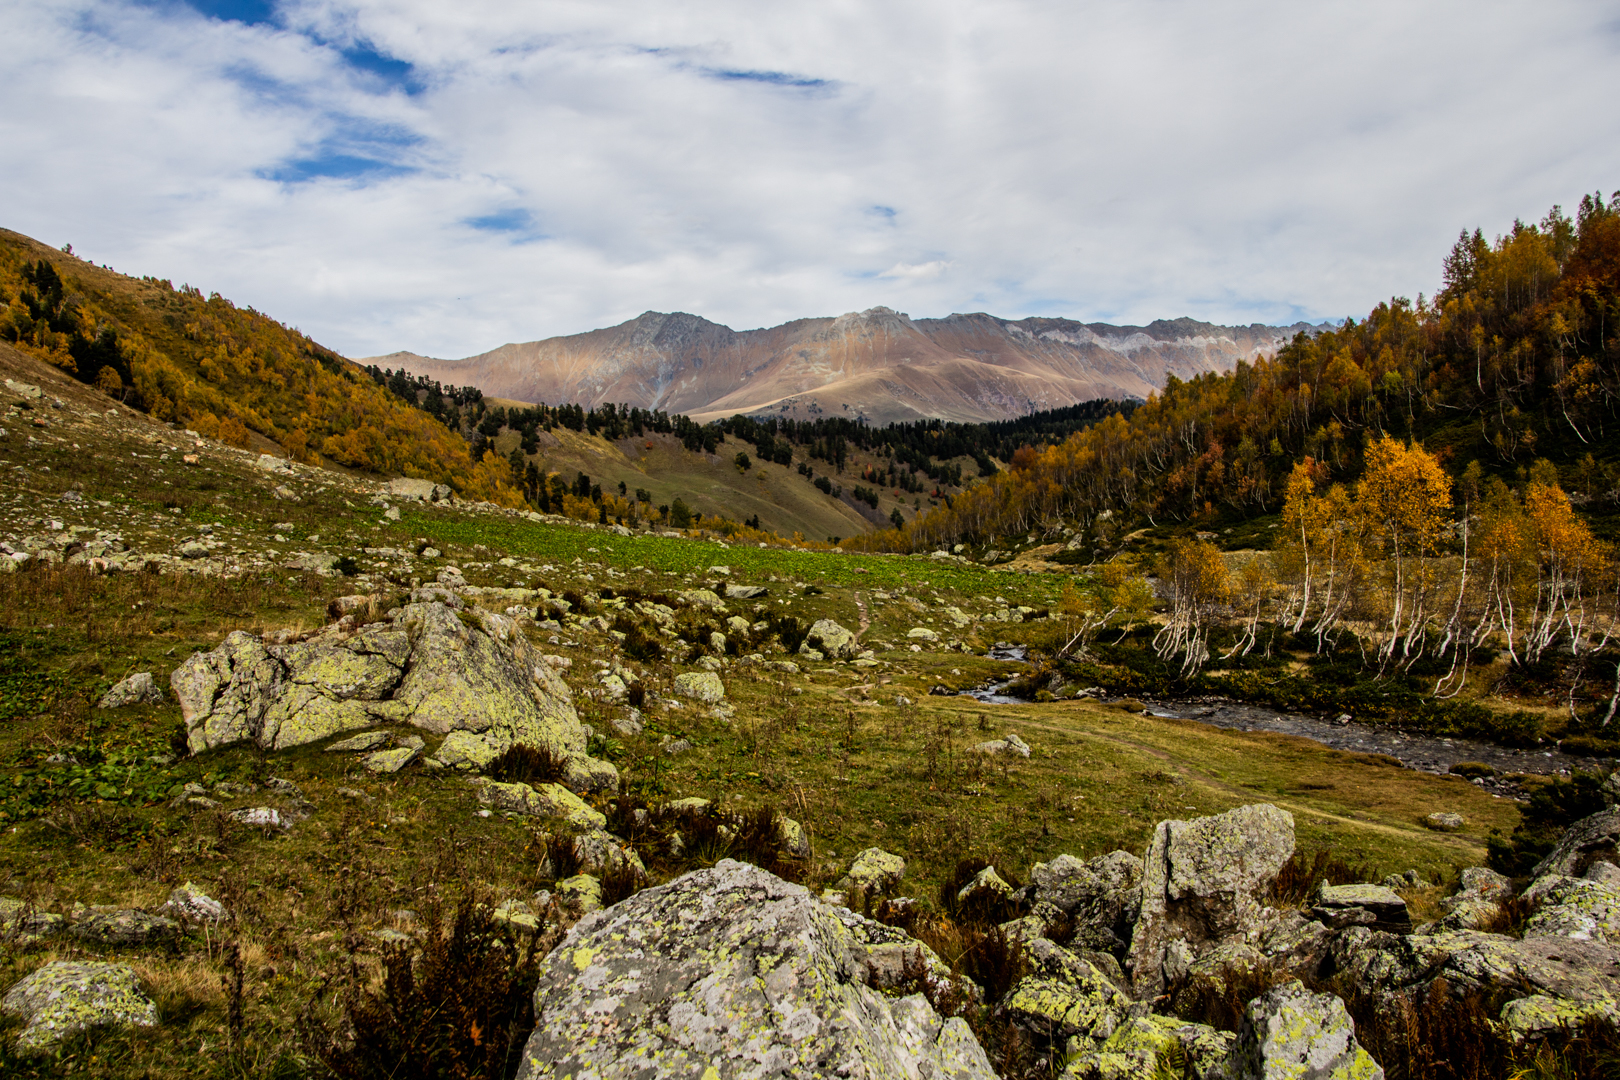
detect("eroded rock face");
top-left (1128, 804), bottom-right (1295, 995)
top-left (172, 601), bottom-right (611, 791)
top-left (2, 961), bottom-right (158, 1053)
top-left (513, 860), bottom-right (995, 1080)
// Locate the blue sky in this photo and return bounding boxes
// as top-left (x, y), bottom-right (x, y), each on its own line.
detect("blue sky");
top-left (3, 1), bottom-right (1618, 359)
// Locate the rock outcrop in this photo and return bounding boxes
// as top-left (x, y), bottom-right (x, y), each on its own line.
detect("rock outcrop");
top-left (513, 859), bottom-right (995, 1079)
top-left (172, 599), bottom-right (614, 791)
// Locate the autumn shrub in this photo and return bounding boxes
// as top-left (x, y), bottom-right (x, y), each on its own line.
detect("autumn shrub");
top-left (1270, 847), bottom-right (1378, 906)
top-left (485, 743), bottom-right (567, 786)
top-left (302, 889), bottom-right (543, 1080)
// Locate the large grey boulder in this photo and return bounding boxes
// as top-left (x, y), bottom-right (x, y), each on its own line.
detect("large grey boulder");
top-left (800, 618), bottom-right (858, 660)
top-left (513, 860), bottom-right (995, 1079)
top-left (2, 961), bottom-right (158, 1053)
top-left (1127, 804), bottom-right (1295, 995)
top-left (172, 601), bottom-right (613, 792)
top-left (1521, 873), bottom-right (1620, 944)
top-left (1225, 980), bottom-right (1383, 1079)
top-left (1026, 850), bottom-right (1142, 952)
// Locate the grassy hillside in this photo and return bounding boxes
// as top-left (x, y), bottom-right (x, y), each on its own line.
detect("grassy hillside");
top-left (0, 230), bottom-right (479, 491)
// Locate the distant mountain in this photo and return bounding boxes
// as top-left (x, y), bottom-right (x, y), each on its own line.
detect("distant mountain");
top-left (369, 309), bottom-right (1320, 425)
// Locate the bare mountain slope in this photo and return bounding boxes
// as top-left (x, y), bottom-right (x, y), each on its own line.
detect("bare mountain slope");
top-left (369, 308), bottom-right (1316, 425)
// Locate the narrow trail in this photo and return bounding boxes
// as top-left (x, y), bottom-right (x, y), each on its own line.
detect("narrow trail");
top-left (853, 592), bottom-right (871, 641)
top-left (935, 697), bottom-right (1488, 857)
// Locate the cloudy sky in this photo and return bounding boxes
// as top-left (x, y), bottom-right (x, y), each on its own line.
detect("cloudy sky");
top-left (4, 1), bottom-right (1618, 359)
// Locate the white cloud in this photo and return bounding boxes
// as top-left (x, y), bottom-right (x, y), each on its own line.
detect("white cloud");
top-left (2, 0), bottom-right (1618, 358)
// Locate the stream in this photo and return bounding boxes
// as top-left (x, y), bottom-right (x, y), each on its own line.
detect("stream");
top-left (957, 645), bottom-right (1587, 783)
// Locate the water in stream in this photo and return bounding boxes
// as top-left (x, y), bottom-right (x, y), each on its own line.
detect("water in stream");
top-left (958, 646), bottom-right (1591, 782)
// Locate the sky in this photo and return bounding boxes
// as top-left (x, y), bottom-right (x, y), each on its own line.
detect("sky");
top-left (3, 1), bottom-right (1619, 360)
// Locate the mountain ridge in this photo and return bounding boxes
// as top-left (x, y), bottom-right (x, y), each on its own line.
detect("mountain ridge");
top-left (370, 307), bottom-right (1322, 425)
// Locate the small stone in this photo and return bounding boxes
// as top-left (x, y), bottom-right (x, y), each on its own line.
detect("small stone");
top-left (384, 506), bottom-right (400, 521)
top-left (361, 746), bottom-right (419, 773)
top-left (957, 865), bottom-right (1012, 904)
top-left (229, 806), bottom-right (290, 830)
top-left (673, 671), bottom-right (726, 704)
top-left (162, 882), bottom-right (225, 923)
top-left (1426, 812), bottom-right (1466, 832)
top-left (906, 627), bottom-right (940, 642)
top-left (325, 731), bottom-right (391, 753)
top-left (2, 961), bottom-right (158, 1053)
top-left (178, 540), bottom-right (209, 559)
top-left (557, 873), bottom-right (603, 913)
top-left (72, 908), bottom-right (179, 946)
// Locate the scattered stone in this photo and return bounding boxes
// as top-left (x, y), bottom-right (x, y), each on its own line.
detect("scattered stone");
top-left (843, 847), bottom-right (906, 893)
top-left (957, 865), bottom-right (1013, 905)
top-left (473, 779), bottom-right (607, 830)
top-left (494, 899), bottom-right (540, 931)
top-left (556, 873), bottom-right (602, 914)
top-left (325, 731), bottom-right (390, 753)
top-left (0, 898), bottom-right (64, 944)
top-left (162, 883), bottom-right (225, 923)
top-left (1312, 883), bottom-right (1412, 934)
top-left (178, 540), bottom-right (209, 559)
top-left (1226, 980), bottom-right (1384, 1080)
top-left (96, 672), bottom-right (165, 708)
top-left (799, 618), bottom-right (857, 660)
top-left (906, 626), bottom-right (940, 642)
top-left (723, 584), bottom-right (768, 599)
top-left (672, 671), bottom-right (725, 704)
top-left (512, 860), bottom-right (993, 1080)
top-left (972, 732), bottom-right (1031, 757)
top-left (1425, 812), bottom-right (1466, 832)
top-left (230, 807), bottom-right (290, 830)
top-left (361, 746), bottom-right (419, 773)
top-left (2, 961), bottom-right (157, 1054)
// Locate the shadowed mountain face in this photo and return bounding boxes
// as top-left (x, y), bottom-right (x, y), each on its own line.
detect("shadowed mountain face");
top-left (369, 308), bottom-right (1317, 424)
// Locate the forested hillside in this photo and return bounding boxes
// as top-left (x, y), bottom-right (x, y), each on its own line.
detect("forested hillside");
top-left (861, 191), bottom-right (1620, 553)
top-left (0, 230), bottom-right (491, 494)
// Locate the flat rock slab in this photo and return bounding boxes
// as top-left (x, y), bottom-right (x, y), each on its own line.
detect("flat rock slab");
top-left (2, 961), bottom-right (157, 1053)
top-left (1313, 883), bottom-right (1412, 934)
top-left (513, 860), bottom-right (994, 1080)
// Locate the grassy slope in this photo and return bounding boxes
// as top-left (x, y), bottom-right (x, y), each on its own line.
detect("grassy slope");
top-left (0, 342), bottom-right (1523, 1077)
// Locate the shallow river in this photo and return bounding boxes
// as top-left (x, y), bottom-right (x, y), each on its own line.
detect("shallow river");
top-left (958, 647), bottom-right (1587, 781)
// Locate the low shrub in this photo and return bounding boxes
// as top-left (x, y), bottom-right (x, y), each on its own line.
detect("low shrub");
top-left (1448, 761), bottom-right (1496, 780)
top-left (1488, 770), bottom-right (1612, 877)
top-left (1271, 848), bottom-right (1377, 907)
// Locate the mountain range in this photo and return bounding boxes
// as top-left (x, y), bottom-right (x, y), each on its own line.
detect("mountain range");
top-left (370, 308), bottom-right (1320, 425)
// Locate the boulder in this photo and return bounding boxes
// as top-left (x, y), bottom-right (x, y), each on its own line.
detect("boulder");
top-left (2, 961), bottom-right (158, 1054)
top-left (325, 730), bottom-right (390, 752)
top-left (1425, 812), bottom-right (1465, 832)
top-left (1127, 805), bottom-right (1295, 995)
top-left (96, 672), bottom-right (165, 708)
top-left (1311, 883), bottom-right (1412, 934)
top-left (843, 847), bottom-right (907, 893)
top-left (1001, 937), bottom-right (1131, 1044)
top-left (800, 618), bottom-right (858, 660)
top-left (565, 830), bottom-right (646, 877)
top-left (171, 601), bottom-right (614, 793)
top-left (1521, 874), bottom-right (1620, 944)
top-left (907, 627), bottom-right (940, 642)
top-left (1437, 867), bottom-right (1513, 931)
top-left (958, 866), bottom-right (1014, 905)
top-left (673, 671), bottom-right (725, 704)
top-left (387, 477), bottom-right (437, 501)
top-left (777, 815), bottom-right (813, 860)
top-left (0, 898), bottom-right (64, 944)
top-left (71, 908), bottom-right (179, 946)
top-left (1027, 851), bottom-right (1143, 953)
top-left (972, 733), bottom-right (1031, 758)
top-left (512, 860), bottom-right (994, 1080)
top-left (723, 584), bottom-right (768, 599)
top-left (1225, 980), bottom-right (1383, 1080)
top-left (361, 746), bottom-right (419, 773)
top-left (1061, 1015), bottom-right (1234, 1080)
top-left (1532, 807), bottom-right (1620, 880)
top-left (556, 874), bottom-right (602, 914)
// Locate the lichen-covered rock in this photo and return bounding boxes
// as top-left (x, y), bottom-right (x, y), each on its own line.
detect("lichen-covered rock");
top-left (325, 730), bottom-right (390, 752)
top-left (97, 672), bottom-right (165, 708)
top-left (844, 847), bottom-right (907, 893)
top-left (513, 860), bottom-right (996, 1080)
top-left (1532, 808), bottom-right (1620, 880)
top-left (1437, 866), bottom-right (1513, 931)
top-left (1521, 874), bottom-right (1620, 944)
top-left (172, 601), bottom-right (614, 793)
top-left (0, 897), bottom-right (63, 944)
top-left (1312, 883), bottom-right (1411, 934)
top-left (556, 873), bottom-right (602, 914)
top-left (1001, 938), bottom-right (1131, 1043)
top-left (1500, 992), bottom-right (1620, 1041)
top-left (1226, 980), bottom-right (1383, 1079)
top-left (1062, 1015), bottom-right (1234, 1080)
top-left (971, 733), bottom-right (1031, 757)
top-left (1128, 804), bottom-right (1295, 994)
top-left (958, 865), bottom-right (1013, 904)
top-left (1027, 851), bottom-right (1143, 952)
top-left (72, 908), bottom-right (179, 946)
top-left (475, 779), bottom-right (607, 830)
top-left (565, 830), bottom-right (646, 877)
top-left (2, 961), bottom-right (158, 1053)
top-left (777, 815), bottom-right (813, 860)
top-left (361, 746), bottom-right (419, 773)
top-left (672, 671), bottom-right (725, 704)
top-left (800, 618), bottom-right (858, 660)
